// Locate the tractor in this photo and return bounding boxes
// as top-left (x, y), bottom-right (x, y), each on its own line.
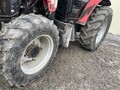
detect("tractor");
top-left (0, 0), bottom-right (112, 87)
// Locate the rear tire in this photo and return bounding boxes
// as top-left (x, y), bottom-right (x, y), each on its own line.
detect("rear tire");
top-left (0, 14), bottom-right (59, 87)
top-left (79, 6), bottom-right (113, 51)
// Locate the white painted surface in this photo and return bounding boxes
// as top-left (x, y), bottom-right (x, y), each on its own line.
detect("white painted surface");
top-left (109, 1), bottom-right (120, 35)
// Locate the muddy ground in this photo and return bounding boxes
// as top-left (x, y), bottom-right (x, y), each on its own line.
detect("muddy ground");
top-left (0, 33), bottom-right (120, 90)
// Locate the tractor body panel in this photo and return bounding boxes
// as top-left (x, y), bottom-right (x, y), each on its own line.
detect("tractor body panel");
top-left (55, 0), bottom-right (90, 23)
top-left (47, 0), bottom-right (58, 12)
top-left (77, 0), bottom-right (111, 25)
top-left (77, 0), bottom-right (102, 25)
top-left (0, 0), bottom-right (112, 24)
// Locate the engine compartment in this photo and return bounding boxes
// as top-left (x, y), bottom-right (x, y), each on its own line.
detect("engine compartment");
top-left (55, 0), bottom-right (89, 23)
top-left (0, 0), bottom-right (20, 23)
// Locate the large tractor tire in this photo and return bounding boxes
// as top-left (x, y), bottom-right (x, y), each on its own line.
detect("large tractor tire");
top-left (79, 6), bottom-right (113, 51)
top-left (0, 14), bottom-right (59, 87)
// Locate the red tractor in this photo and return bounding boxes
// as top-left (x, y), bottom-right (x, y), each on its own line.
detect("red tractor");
top-left (0, 0), bottom-right (112, 87)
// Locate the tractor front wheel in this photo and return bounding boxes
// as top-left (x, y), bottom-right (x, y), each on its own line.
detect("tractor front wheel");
top-left (79, 6), bottom-right (113, 51)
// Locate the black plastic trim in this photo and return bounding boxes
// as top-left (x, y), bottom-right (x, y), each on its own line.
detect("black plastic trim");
top-left (99, 0), bottom-right (111, 6)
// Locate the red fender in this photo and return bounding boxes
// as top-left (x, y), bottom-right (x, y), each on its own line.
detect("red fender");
top-left (43, 0), bottom-right (47, 8)
top-left (47, 0), bottom-right (58, 12)
top-left (77, 0), bottom-right (102, 25)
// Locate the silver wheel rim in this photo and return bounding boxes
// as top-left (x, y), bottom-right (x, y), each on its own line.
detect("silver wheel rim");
top-left (95, 20), bottom-right (108, 46)
top-left (21, 35), bottom-right (54, 75)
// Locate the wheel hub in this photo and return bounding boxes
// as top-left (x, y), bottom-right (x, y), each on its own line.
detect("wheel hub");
top-left (26, 44), bottom-right (40, 58)
top-left (21, 35), bottom-right (54, 75)
top-left (30, 46), bottom-right (40, 57)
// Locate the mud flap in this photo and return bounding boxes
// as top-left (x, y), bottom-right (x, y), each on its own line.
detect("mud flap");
top-left (60, 24), bottom-right (75, 47)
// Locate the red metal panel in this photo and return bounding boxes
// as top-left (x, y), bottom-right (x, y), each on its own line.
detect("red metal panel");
top-left (77, 0), bottom-right (102, 25)
top-left (47, 0), bottom-right (58, 12)
top-left (43, 0), bottom-right (47, 8)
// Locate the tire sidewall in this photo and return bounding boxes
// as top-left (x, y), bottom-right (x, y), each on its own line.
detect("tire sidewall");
top-left (94, 12), bottom-right (112, 50)
top-left (6, 25), bottom-right (59, 86)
